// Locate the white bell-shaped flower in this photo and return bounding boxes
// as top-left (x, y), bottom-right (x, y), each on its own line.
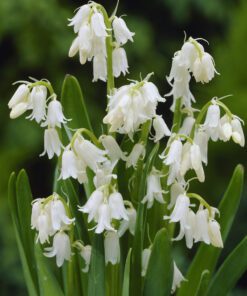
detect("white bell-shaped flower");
top-left (36, 212), bottom-right (53, 244)
top-left (104, 231), bottom-right (120, 265)
top-left (142, 168), bottom-right (165, 208)
top-left (79, 244), bottom-right (92, 273)
top-left (112, 16), bottom-right (134, 45)
top-left (171, 262), bottom-right (186, 293)
top-left (152, 115), bottom-right (171, 142)
top-left (126, 143), bottom-right (145, 169)
top-left (93, 53), bottom-right (107, 82)
top-left (41, 128), bottom-right (62, 159)
top-left (95, 203), bottom-right (115, 234)
top-left (44, 232), bottom-right (71, 267)
top-left (74, 137), bottom-right (107, 172)
top-left (79, 189), bottom-right (104, 223)
top-left (100, 135), bottom-right (126, 161)
top-left (141, 248), bottom-right (151, 277)
top-left (192, 53), bottom-right (217, 83)
top-left (10, 102), bottom-right (29, 119)
top-left (8, 83), bottom-right (30, 109)
top-left (190, 143), bottom-right (205, 182)
top-left (118, 206), bottom-right (137, 237)
top-left (168, 182), bottom-right (185, 210)
top-left (231, 117), bottom-right (245, 147)
top-left (163, 139), bottom-right (183, 166)
top-left (68, 37), bottom-right (80, 58)
top-left (91, 11), bottom-right (107, 37)
top-left (179, 116), bottom-right (195, 136)
top-left (208, 220), bottom-right (223, 248)
top-left (42, 99), bottom-right (67, 128)
top-left (112, 47), bottom-right (129, 77)
top-left (203, 103), bottom-right (221, 141)
top-left (31, 198), bottom-right (43, 230)
top-left (180, 41), bottom-right (198, 69)
top-left (68, 4), bottom-right (91, 33)
top-left (60, 148), bottom-right (78, 180)
top-left (194, 129), bottom-right (209, 165)
top-left (50, 197), bottom-right (74, 231)
top-left (93, 161), bottom-right (117, 188)
top-left (28, 85), bottom-right (47, 123)
top-left (109, 192), bottom-right (129, 220)
top-left (194, 208), bottom-right (210, 244)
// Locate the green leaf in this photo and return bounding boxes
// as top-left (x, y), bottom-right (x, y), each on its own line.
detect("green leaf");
top-left (61, 74), bottom-right (92, 132)
top-left (130, 142), bottom-right (160, 296)
top-left (122, 249), bottom-right (132, 296)
top-left (143, 228), bottom-right (173, 296)
top-left (88, 234), bottom-right (105, 296)
top-left (8, 172), bottom-right (39, 296)
top-left (177, 164), bottom-right (244, 296)
top-left (205, 237), bottom-right (247, 296)
top-left (34, 243), bottom-right (65, 296)
top-left (195, 270), bottom-right (210, 296)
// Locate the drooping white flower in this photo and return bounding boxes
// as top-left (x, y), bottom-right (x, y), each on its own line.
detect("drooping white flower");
top-left (44, 232), bottom-right (71, 267)
top-left (166, 194), bottom-right (191, 229)
top-left (42, 99), bottom-right (67, 128)
top-left (27, 85), bottom-right (47, 123)
top-left (179, 116), bottom-right (195, 136)
top-left (41, 128), bottom-right (62, 159)
top-left (68, 4), bottom-right (91, 33)
top-left (104, 231), bottom-right (120, 265)
top-left (59, 148), bottom-right (78, 180)
top-left (74, 136), bottom-right (107, 172)
top-left (112, 16), bottom-right (134, 45)
top-left (168, 182), bottom-right (185, 210)
top-left (103, 77), bottom-right (164, 136)
top-left (109, 192), bottom-right (129, 221)
top-left (10, 102), bottom-right (29, 119)
top-left (112, 47), bottom-right (129, 77)
top-left (194, 129), bottom-right (209, 165)
top-left (163, 139), bottom-right (183, 167)
top-left (91, 11), bottom-right (107, 37)
top-left (118, 206), bottom-right (137, 237)
top-left (141, 248), bottom-right (151, 277)
top-left (79, 244), bottom-right (92, 273)
top-left (171, 262), bottom-right (186, 293)
top-left (203, 103), bottom-right (221, 141)
top-left (99, 135), bottom-right (126, 161)
top-left (36, 212), bottom-right (53, 244)
top-left (79, 189), bottom-right (104, 223)
top-left (8, 84), bottom-right (30, 109)
top-left (192, 52), bottom-right (217, 83)
top-left (93, 161), bottom-right (117, 188)
top-left (180, 41), bottom-right (198, 69)
top-left (231, 117), bottom-right (245, 147)
top-left (142, 168), bottom-right (165, 208)
top-left (126, 143), bottom-right (145, 169)
top-left (95, 203), bottom-right (115, 234)
top-left (208, 220), bottom-right (223, 248)
top-left (31, 198), bottom-right (43, 230)
top-left (190, 143), bottom-right (205, 182)
top-left (93, 53), bottom-right (107, 82)
top-left (193, 208), bottom-right (210, 244)
top-left (50, 196), bottom-right (75, 231)
top-left (152, 115), bottom-right (171, 142)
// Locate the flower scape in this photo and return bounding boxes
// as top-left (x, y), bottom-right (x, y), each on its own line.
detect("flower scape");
top-left (8, 2), bottom-right (245, 296)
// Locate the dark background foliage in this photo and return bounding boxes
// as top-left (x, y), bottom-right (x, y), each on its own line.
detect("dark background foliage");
top-left (0, 0), bottom-right (246, 294)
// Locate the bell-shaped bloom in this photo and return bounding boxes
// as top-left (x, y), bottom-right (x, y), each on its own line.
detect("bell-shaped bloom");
top-left (41, 128), bottom-right (62, 159)
top-left (44, 232), bottom-right (71, 267)
top-left (68, 4), bottom-right (91, 33)
top-left (91, 11), bottom-right (107, 37)
top-left (179, 116), bottom-right (195, 136)
top-left (142, 168), bottom-right (165, 208)
top-left (10, 102), bottom-right (29, 119)
top-left (79, 244), bottom-right (92, 273)
top-left (79, 189), bottom-right (104, 223)
top-left (208, 220), bottom-right (223, 248)
top-left (112, 16), bottom-right (134, 45)
top-left (100, 135), bottom-right (126, 161)
top-left (112, 47), bottom-right (129, 77)
top-left (194, 208), bottom-right (210, 244)
top-left (190, 143), bottom-right (205, 182)
top-left (141, 248), bottom-right (151, 277)
top-left (95, 203), bottom-right (115, 234)
top-left (93, 160), bottom-right (117, 188)
top-left (8, 84), bottom-right (30, 109)
top-left (50, 198), bottom-right (74, 231)
top-left (163, 139), bottom-right (183, 167)
top-left (203, 103), bottom-right (221, 141)
top-left (192, 53), bottom-right (217, 83)
top-left (93, 53), bottom-right (107, 82)
top-left (231, 117), bottom-right (245, 147)
top-left (180, 41), bottom-right (198, 69)
top-left (104, 231), bottom-right (120, 265)
top-left (171, 262), bottom-right (186, 293)
top-left (118, 206), bottom-right (137, 237)
top-left (168, 182), bottom-right (185, 210)
top-left (42, 100), bottom-right (67, 128)
top-left (194, 129), bottom-right (209, 165)
top-left (59, 148), bottom-right (78, 180)
top-left (27, 86), bottom-right (47, 123)
top-left (109, 192), bottom-right (129, 221)
top-left (126, 143), bottom-right (145, 169)
top-left (152, 115), bottom-right (171, 142)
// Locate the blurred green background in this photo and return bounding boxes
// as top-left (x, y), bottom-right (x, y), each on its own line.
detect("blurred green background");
top-left (0, 0), bottom-right (246, 295)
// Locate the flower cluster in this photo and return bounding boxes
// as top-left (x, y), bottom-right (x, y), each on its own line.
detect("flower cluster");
top-left (31, 193), bottom-right (74, 267)
top-left (8, 79), bottom-right (67, 159)
top-left (68, 2), bottom-right (134, 81)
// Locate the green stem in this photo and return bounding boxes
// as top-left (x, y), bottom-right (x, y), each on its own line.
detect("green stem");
top-left (30, 80), bottom-right (55, 96)
top-left (187, 193), bottom-right (212, 216)
top-left (190, 100), bottom-right (211, 138)
top-left (70, 128), bottom-right (101, 148)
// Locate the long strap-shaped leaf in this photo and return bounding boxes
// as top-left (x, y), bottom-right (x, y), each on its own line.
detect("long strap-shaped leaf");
top-left (122, 249), bottom-right (132, 296)
top-left (88, 234), bottom-right (106, 296)
top-left (177, 164), bottom-right (244, 296)
top-left (130, 142), bottom-right (160, 296)
top-left (143, 228), bottom-right (173, 296)
top-left (8, 172), bottom-right (39, 296)
top-left (205, 236), bottom-right (247, 296)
